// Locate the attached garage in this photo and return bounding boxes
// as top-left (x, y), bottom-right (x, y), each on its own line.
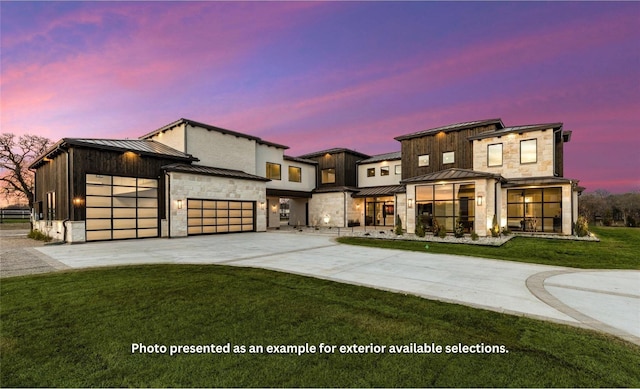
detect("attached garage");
top-left (85, 174), bottom-right (159, 241)
top-left (187, 199), bottom-right (254, 235)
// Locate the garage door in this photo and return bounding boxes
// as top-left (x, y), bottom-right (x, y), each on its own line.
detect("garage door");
top-left (85, 174), bottom-right (158, 241)
top-left (187, 199), bottom-right (254, 235)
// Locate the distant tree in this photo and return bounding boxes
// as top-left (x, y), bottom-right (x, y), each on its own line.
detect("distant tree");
top-left (579, 190), bottom-right (640, 227)
top-left (0, 133), bottom-right (52, 209)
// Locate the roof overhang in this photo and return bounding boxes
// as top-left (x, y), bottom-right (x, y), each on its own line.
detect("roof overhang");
top-left (352, 185), bottom-right (406, 198)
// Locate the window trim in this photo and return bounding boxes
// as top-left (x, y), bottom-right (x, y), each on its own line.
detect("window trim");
top-left (520, 139), bottom-right (537, 164)
top-left (394, 164), bottom-right (401, 175)
top-left (418, 154), bottom-right (430, 167)
top-left (321, 168), bottom-right (336, 184)
top-left (443, 151), bottom-right (455, 165)
top-left (266, 162), bottom-right (281, 180)
top-left (367, 167), bottom-right (376, 177)
top-left (487, 143), bottom-right (503, 167)
top-left (288, 166), bottom-right (302, 183)
top-left (380, 166), bottom-right (390, 176)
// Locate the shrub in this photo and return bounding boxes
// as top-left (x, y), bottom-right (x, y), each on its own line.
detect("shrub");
top-left (627, 215), bottom-right (637, 228)
top-left (394, 215), bottom-right (403, 235)
top-left (415, 216), bottom-right (425, 237)
top-left (431, 218), bottom-right (440, 237)
top-left (490, 214), bottom-right (500, 237)
top-left (575, 216), bottom-right (589, 237)
top-left (28, 229), bottom-right (52, 242)
top-left (454, 219), bottom-right (464, 238)
top-left (501, 226), bottom-right (511, 236)
top-left (471, 231), bottom-right (479, 241)
top-left (438, 227), bottom-right (447, 239)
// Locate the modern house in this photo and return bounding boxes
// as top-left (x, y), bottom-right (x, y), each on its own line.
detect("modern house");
top-left (30, 117), bottom-right (582, 243)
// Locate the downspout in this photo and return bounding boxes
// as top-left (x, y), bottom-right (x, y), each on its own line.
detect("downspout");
top-left (166, 171), bottom-right (171, 238)
top-left (494, 179), bottom-right (499, 227)
top-left (64, 148), bottom-right (71, 243)
top-left (344, 192), bottom-right (347, 228)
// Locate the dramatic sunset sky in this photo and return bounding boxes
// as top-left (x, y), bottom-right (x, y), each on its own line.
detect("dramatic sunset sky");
top-left (1, 1), bottom-right (639, 193)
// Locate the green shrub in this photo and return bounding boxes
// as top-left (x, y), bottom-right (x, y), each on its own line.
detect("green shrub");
top-left (28, 229), bottom-right (52, 242)
top-left (438, 227), bottom-right (447, 238)
top-left (415, 216), bottom-right (425, 237)
top-left (454, 219), bottom-right (464, 238)
top-left (471, 231), bottom-right (479, 241)
top-left (431, 218), bottom-right (440, 237)
top-left (394, 215), bottom-right (403, 235)
top-left (575, 216), bottom-right (589, 237)
top-left (501, 226), bottom-right (511, 236)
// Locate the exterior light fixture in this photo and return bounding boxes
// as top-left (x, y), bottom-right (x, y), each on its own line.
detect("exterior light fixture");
top-left (177, 199), bottom-right (183, 209)
top-left (72, 197), bottom-right (84, 207)
top-left (323, 215), bottom-right (330, 224)
top-left (260, 201), bottom-right (265, 210)
top-left (407, 199), bottom-right (414, 208)
top-left (477, 196), bottom-right (483, 206)
top-left (271, 204), bottom-right (278, 212)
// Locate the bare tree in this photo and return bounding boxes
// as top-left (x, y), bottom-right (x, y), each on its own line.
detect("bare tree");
top-left (0, 133), bottom-right (52, 209)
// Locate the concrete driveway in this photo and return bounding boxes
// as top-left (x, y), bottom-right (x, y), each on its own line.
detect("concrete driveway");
top-left (30, 231), bottom-right (640, 345)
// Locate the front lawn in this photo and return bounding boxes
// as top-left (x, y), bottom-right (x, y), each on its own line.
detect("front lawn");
top-left (1, 265), bottom-right (639, 387)
top-left (337, 226), bottom-right (639, 269)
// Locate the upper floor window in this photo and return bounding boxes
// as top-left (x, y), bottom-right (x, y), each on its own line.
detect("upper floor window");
top-left (367, 167), bottom-right (375, 177)
top-left (520, 139), bottom-right (537, 164)
top-left (321, 168), bottom-right (336, 184)
top-left (266, 162), bottom-right (281, 180)
top-left (395, 164), bottom-right (401, 175)
top-left (381, 166), bottom-right (390, 176)
top-left (488, 143), bottom-right (503, 167)
top-left (418, 154), bottom-right (430, 167)
top-left (443, 151), bottom-right (455, 164)
top-left (288, 166), bottom-right (301, 182)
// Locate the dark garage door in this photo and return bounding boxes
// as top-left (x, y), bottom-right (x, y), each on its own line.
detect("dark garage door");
top-left (187, 199), bottom-right (254, 235)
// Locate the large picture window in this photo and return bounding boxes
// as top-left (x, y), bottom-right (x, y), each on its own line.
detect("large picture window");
top-left (488, 143), bottom-right (503, 167)
top-left (507, 187), bottom-right (562, 232)
top-left (415, 183), bottom-right (475, 233)
top-left (520, 139), bottom-right (537, 164)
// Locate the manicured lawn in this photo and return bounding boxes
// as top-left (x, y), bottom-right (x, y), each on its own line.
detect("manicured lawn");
top-left (337, 226), bottom-right (640, 269)
top-left (1, 265), bottom-right (639, 387)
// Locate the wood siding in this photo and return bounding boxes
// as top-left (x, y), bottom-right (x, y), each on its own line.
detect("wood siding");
top-left (310, 151), bottom-right (363, 188)
top-left (401, 124), bottom-right (499, 179)
top-left (34, 151), bottom-right (69, 221)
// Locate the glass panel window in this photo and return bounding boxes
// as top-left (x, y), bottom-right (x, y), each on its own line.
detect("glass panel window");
top-left (321, 168), bottom-right (335, 184)
top-left (487, 143), bottom-right (503, 167)
top-left (395, 165), bottom-right (401, 175)
top-left (418, 154), bottom-right (429, 167)
top-left (520, 139), bottom-right (537, 164)
top-left (443, 151), bottom-right (455, 164)
top-left (288, 166), bottom-right (301, 182)
top-left (266, 162), bottom-right (281, 180)
top-left (416, 185), bottom-right (433, 201)
top-left (367, 168), bottom-right (375, 177)
top-left (381, 166), bottom-right (390, 176)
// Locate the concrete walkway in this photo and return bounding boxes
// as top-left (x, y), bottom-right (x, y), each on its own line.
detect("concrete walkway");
top-left (26, 231), bottom-right (640, 345)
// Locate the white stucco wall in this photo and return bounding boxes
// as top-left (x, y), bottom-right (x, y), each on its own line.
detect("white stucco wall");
top-left (473, 129), bottom-right (555, 178)
top-left (288, 198), bottom-right (308, 227)
top-left (266, 196), bottom-right (281, 228)
top-left (358, 161), bottom-right (402, 187)
top-left (168, 172), bottom-right (267, 237)
top-left (256, 144), bottom-right (316, 192)
top-left (147, 124), bottom-right (186, 153)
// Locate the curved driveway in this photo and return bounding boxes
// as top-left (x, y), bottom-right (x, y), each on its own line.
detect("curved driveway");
top-left (32, 231), bottom-right (640, 345)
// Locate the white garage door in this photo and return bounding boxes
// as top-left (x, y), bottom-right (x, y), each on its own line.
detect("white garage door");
top-left (187, 199), bottom-right (254, 235)
top-left (85, 174), bottom-right (158, 241)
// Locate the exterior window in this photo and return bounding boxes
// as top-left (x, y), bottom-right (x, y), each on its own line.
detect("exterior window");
top-left (367, 168), bottom-right (375, 177)
top-left (507, 188), bottom-right (562, 232)
top-left (488, 143), bottom-right (503, 167)
top-left (395, 164), bottom-right (401, 175)
top-left (321, 168), bottom-right (336, 184)
top-left (288, 166), bottom-right (301, 182)
top-left (381, 166), bottom-right (390, 176)
top-left (418, 154), bottom-right (429, 167)
top-left (415, 183), bottom-right (475, 233)
top-left (266, 162), bottom-right (281, 180)
top-left (443, 151), bottom-right (455, 164)
top-left (46, 192), bottom-right (56, 224)
top-left (520, 139), bottom-right (537, 164)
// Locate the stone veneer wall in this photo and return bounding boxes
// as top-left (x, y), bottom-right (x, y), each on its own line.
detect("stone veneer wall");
top-left (308, 192), bottom-right (347, 227)
top-left (32, 220), bottom-right (86, 243)
top-left (168, 172), bottom-right (267, 237)
top-left (395, 193), bottom-right (407, 232)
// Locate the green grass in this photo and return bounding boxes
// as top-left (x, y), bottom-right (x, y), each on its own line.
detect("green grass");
top-left (1, 265), bottom-right (639, 387)
top-left (337, 226), bottom-right (640, 269)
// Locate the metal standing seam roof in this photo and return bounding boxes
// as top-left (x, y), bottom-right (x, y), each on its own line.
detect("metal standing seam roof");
top-left (298, 148), bottom-right (370, 159)
top-left (394, 119), bottom-right (504, 141)
top-left (501, 176), bottom-right (578, 187)
top-left (357, 151), bottom-right (402, 164)
top-left (401, 168), bottom-right (503, 183)
top-left (352, 185), bottom-right (406, 198)
top-left (162, 163), bottom-right (270, 182)
top-left (283, 155), bottom-right (318, 165)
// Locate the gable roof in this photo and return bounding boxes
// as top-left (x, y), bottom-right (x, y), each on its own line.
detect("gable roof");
top-left (298, 148), bottom-right (370, 160)
top-left (30, 138), bottom-right (197, 169)
top-left (394, 119), bottom-right (504, 141)
top-left (140, 118), bottom-right (290, 149)
top-left (357, 151), bottom-right (401, 164)
top-left (467, 123), bottom-right (564, 141)
top-left (401, 168), bottom-right (503, 183)
top-left (162, 163), bottom-right (270, 182)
